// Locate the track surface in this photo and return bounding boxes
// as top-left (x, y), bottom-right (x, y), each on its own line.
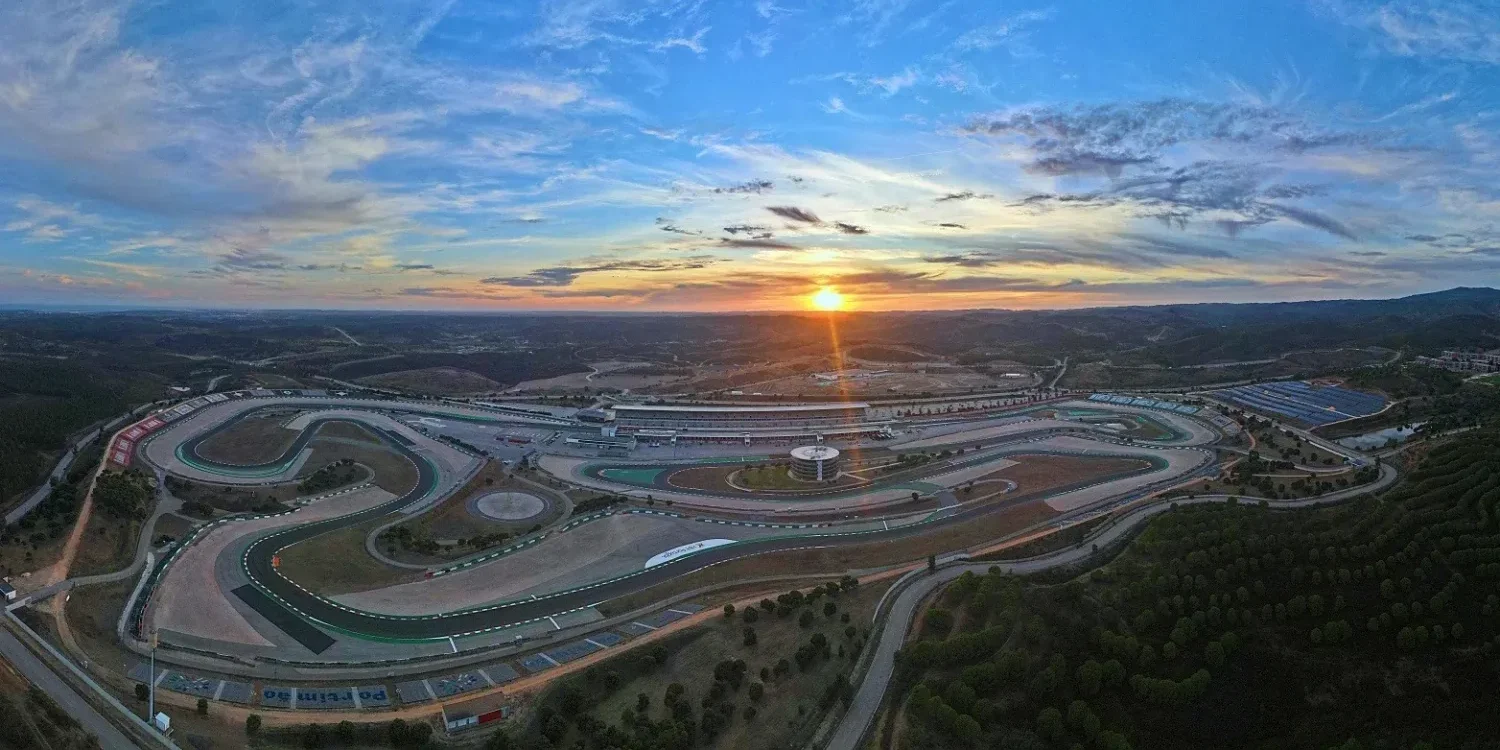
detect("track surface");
top-left (148, 400), bottom-right (1218, 642)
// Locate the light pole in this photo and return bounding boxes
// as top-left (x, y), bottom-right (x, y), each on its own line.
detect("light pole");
top-left (147, 629), bottom-right (157, 725)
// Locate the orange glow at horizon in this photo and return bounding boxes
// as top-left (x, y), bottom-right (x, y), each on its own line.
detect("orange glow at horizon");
top-left (810, 287), bottom-right (845, 311)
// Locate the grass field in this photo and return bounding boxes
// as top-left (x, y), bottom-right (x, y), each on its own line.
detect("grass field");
top-left (275, 517), bottom-right (422, 595)
top-left (194, 411), bottom-right (301, 465)
top-left (384, 462), bottom-right (566, 564)
top-left (295, 438), bottom-right (417, 496)
top-left (733, 464), bottom-right (821, 490)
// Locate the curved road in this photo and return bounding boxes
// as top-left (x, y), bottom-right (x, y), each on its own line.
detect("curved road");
top-left (145, 401), bottom-right (1222, 642)
top-left (826, 462), bottom-right (1399, 750)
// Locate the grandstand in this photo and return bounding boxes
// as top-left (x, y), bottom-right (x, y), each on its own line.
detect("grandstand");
top-left (612, 402), bottom-right (869, 430)
top-left (608, 402), bottom-right (885, 444)
top-left (1087, 393), bottom-right (1201, 416)
top-left (1209, 381), bottom-right (1386, 426)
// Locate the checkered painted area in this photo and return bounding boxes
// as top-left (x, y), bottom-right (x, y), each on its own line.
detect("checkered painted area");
top-left (430, 671), bottom-right (486, 698)
top-left (218, 681), bottom-right (253, 704)
top-left (519, 653), bottom-right (555, 674)
top-left (483, 663), bottom-right (520, 685)
top-left (395, 680), bottom-right (432, 704)
top-left (543, 639), bottom-right (601, 665)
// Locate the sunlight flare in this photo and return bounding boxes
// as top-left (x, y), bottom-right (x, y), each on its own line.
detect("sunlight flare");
top-left (811, 287), bottom-right (845, 311)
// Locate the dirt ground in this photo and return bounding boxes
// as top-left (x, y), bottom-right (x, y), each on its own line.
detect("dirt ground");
top-left (990, 454), bottom-right (1151, 494)
top-left (69, 510), bottom-right (141, 578)
top-left (195, 411), bottom-right (302, 465)
top-left (61, 578), bottom-right (144, 700)
top-left (0, 529), bottom-right (68, 582)
top-left (151, 512), bottom-right (195, 542)
top-left (509, 361), bottom-right (691, 394)
top-left (357, 366), bottom-right (503, 396)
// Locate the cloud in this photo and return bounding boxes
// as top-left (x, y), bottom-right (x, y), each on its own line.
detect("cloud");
top-left (723, 224), bottom-right (771, 235)
top-left (934, 190), bottom-right (990, 202)
top-left (1321, 0), bottom-right (1500, 65)
top-left (718, 237), bottom-right (799, 249)
top-left (834, 222), bottom-right (869, 234)
top-left (951, 9), bottom-right (1054, 54)
top-left (821, 96), bottom-right (850, 115)
top-left (714, 179), bottom-right (774, 194)
top-left (745, 30), bottom-right (777, 57)
top-left (220, 248), bottom-right (291, 272)
top-left (395, 263), bottom-right (435, 271)
top-left (654, 27), bottom-right (710, 54)
top-left (965, 99), bottom-right (1373, 177)
top-left (766, 205), bottom-right (822, 223)
top-left (870, 67), bottom-right (921, 96)
top-left (481, 256), bottom-right (722, 287)
top-left (1263, 203), bottom-right (1359, 241)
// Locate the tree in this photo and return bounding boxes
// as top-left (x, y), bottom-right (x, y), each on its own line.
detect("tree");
top-left (748, 682), bottom-right (765, 702)
top-left (196, 697), bottom-right (208, 716)
top-left (724, 603), bottom-right (736, 618)
top-left (1037, 706), bottom-right (1066, 742)
top-left (824, 600), bottom-right (838, 618)
top-left (335, 721), bottom-right (355, 744)
top-left (245, 714), bottom-right (262, 737)
top-left (743, 626), bottom-right (758, 646)
top-left (1077, 659), bottom-right (1103, 696)
top-left (799, 610), bottom-right (815, 628)
top-left (134, 683), bottom-right (148, 701)
top-left (742, 606), bottom-right (759, 624)
top-left (1204, 641), bottom-right (1226, 668)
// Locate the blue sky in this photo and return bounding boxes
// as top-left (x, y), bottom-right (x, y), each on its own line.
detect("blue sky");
top-left (2, 0), bottom-right (1499, 310)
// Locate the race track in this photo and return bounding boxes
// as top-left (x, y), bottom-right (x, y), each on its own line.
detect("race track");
top-left (139, 395), bottom-right (1225, 644)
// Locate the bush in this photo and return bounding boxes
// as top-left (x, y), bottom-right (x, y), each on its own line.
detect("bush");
top-left (196, 697), bottom-right (208, 715)
top-left (724, 603), bottom-right (736, 618)
top-left (245, 713), bottom-right (262, 736)
top-left (302, 723), bottom-right (325, 749)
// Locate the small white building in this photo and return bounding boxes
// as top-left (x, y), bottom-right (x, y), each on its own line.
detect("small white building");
top-left (0, 581), bottom-right (16, 602)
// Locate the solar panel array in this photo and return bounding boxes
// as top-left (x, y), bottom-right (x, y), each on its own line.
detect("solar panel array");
top-left (1210, 381), bottom-right (1385, 426)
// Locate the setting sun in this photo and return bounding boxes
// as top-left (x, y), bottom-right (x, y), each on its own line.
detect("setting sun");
top-left (810, 287), bottom-right (845, 311)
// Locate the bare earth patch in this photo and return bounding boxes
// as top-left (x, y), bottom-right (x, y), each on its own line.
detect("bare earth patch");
top-left (356, 366), bottom-right (502, 396)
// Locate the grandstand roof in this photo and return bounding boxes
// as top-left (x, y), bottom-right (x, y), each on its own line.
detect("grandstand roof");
top-left (613, 402), bottom-right (868, 414)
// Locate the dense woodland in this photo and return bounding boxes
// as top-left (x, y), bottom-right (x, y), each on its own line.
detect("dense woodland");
top-left (895, 431), bottom-right (1500, 750)
top-left (0, 357), bottom-right (161, 508)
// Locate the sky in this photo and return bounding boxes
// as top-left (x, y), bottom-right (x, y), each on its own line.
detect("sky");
top-left (2, 0), bottom-right (1500, 312)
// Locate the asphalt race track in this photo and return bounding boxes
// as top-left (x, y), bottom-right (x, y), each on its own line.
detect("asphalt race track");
top-left (146, 398), bottom-right (1220, 643)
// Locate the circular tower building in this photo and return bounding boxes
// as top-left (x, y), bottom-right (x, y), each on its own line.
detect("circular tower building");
top-left (790, 445), bottom-right (842, 481)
